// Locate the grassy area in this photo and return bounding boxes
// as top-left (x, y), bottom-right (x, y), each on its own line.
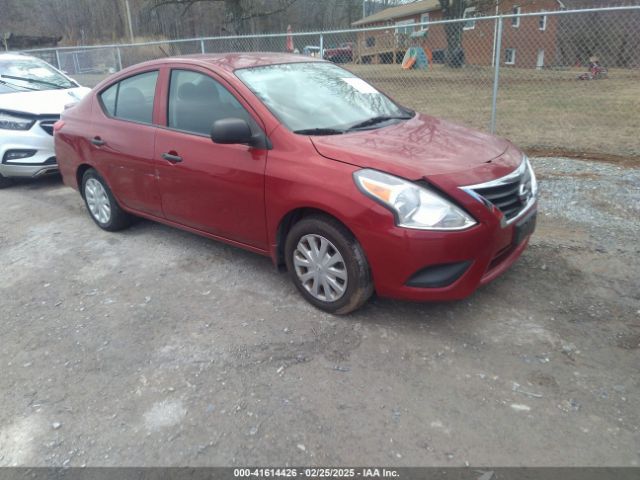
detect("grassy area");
top-left (349, 64), bottom-right (640, 159)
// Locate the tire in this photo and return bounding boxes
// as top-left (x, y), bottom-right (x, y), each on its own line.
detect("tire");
top-left (284, 215), bottom-right (373, 315)
top-left (81, 168), bottom-right (132, 231)
top-left (0, 173), bottom-right (14, 189)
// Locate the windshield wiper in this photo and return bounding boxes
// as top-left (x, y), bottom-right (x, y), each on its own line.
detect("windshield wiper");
top-left (0, 74), bottom-right (67, 89)
top-left (0, 78), bottom-right (39, 91)
top-left (293, 127), bottom-right (344, 135)
top-left (346, 115), bottom-right (412, 132)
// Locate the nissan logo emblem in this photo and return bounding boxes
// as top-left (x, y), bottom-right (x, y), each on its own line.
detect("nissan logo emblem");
top-left (518, 182), bottom-right (531, 202)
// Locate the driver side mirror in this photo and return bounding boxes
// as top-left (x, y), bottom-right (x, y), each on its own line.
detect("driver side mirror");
top-left (210, 118), bottom-right (270, 149)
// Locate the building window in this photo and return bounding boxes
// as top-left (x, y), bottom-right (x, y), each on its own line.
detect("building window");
top-left (463, 7), bottom-right (477, 30)
top-left (512, 6), bottom-right (521, 27)
top-left (539, 13), bottom-right (547, 31)
top-left (395, 19), bottom-right (415, 35)
top-left (420, 13), bottom-right (430, 31)
top-left (505, 48), bottom-right (516, 65)
top-left (432, 49), bottom-right (445, 64)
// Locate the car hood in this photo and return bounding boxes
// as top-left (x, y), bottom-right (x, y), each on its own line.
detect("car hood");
top-left (0, 87), bottom-right (91, 116)
top-left (310, 113), bottom-right (512, 180)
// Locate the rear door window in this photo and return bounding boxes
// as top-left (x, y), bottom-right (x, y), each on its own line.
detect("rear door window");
top-left (99, 70), bottom-right (158, 124)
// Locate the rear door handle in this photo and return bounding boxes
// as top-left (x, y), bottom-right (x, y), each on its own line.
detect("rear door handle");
top-left (161, 152), bottom-right (183, 164)
top-left (91, 136), bottom-right (105, 146)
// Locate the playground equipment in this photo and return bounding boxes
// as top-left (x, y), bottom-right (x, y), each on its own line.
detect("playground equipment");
top-left (402, 46), bottom-right (430, 70)
top-left (577, 60), bottom-right (608, 80)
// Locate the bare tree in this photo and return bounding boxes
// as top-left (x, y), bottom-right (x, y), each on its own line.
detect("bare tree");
top-left (438, 0), bottom-right (466, 67)
top-left (1, 0), bottom-right (433, 46)
top-left (148, 0), bottom-right (299, 34)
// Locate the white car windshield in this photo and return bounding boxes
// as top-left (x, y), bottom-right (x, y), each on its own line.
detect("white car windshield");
top-left (0, 57), bottom-right (76, 94)
top-left (235, 62), bottom-right (412, 135)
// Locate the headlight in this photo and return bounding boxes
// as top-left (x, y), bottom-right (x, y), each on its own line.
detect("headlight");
top-left (0, 111), bottom-right (35, 130)
top-left (354, 169), bottom-right (476, 230)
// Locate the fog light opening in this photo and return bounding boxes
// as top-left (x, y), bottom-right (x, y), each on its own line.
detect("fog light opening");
top-left (3, 149), bottom-right (37, 163)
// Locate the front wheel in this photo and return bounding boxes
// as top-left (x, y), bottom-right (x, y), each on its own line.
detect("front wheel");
top-left (284, 215), bottom-right (373, 315)
top-left (81, 169), bottom-right (132, 231)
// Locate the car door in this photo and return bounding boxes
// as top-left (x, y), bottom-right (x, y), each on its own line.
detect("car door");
top-left (91, 70), bottom-right (162, 217)
top-left (154, 67), bottom-right (268, 249)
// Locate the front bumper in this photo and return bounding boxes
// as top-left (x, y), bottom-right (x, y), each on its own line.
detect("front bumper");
top-left (0, 118), bottom-right (59, 178)
top-left (356, 203), bottom-right (536, 302)
top-left (352, 152), bottom-right (538, 302)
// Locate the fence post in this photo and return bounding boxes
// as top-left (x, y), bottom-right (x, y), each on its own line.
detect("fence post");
top-left (200, 39), bottom-right (205, 54)
top-left (320, 34), bottom-right (324, 59)
top-left (490, 16), bottom-right (503, 134)
top-left (115, 47), bottom-right (123, 71)
top-left (54, 49), bottom-right (61, 70)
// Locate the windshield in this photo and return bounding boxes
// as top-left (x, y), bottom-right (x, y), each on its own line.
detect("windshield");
top-left (235, 62), bottom-right (411, 134)
top-left (0, 57), bottom-right (76, 93)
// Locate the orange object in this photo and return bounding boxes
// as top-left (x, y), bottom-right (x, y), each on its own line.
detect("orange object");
top-left (402, 56), bottom-right (416, 70)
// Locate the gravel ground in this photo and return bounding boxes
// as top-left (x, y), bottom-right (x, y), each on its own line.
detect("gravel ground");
top-left (0, 157), bottom-right (638, 467)
top-left (535, 157), bottom-right (640, 241)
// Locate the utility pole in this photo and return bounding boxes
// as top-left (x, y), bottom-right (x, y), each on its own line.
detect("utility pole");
top-left (362, 0), bottom-right (373, 19)
top-left (124, 0), bottom-right (135, 42)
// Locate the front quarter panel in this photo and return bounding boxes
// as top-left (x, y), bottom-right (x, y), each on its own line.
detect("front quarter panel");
top-left (265, 128), bottom-right (532, 301)
top-left (265, 126), bottom-right (377, 251)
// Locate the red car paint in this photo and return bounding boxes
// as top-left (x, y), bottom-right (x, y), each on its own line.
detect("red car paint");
top-left (54, 53), bottom-right (536, 302)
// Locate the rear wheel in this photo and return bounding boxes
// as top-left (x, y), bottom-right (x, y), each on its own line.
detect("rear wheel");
top-left (81, 169), bottom-right (132, 231)
top-left (0, 174), bottom-right (13, 189)
top-left (284, 215), bottom-right (373, 315)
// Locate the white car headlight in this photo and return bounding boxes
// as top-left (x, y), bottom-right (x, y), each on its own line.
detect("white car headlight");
top-left (354, 169), bottom-right (476, 230)
top-left (0, 111), bottom-right (35, 130)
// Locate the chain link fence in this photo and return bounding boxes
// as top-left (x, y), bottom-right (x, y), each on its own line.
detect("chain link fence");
top-left (21, 6), bottom-right (640, 158)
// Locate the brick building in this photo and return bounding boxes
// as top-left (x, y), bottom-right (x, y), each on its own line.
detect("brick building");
top-left (351, 0), bottom-right (634, 68)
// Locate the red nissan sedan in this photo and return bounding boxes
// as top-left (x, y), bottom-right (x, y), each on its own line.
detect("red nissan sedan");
top-left (54, 53), bottom-right (537, 314)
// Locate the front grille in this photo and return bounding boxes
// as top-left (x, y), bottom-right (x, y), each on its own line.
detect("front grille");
top-left (472, 179), bottom-right (525, 221)
top-left (39, 118), bottom-right (59, 136)
top-left (462, 158), bottom-right (536, 223)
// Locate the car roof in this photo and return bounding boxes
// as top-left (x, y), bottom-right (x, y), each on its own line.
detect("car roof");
top-left (129, 52), bottom-right (326, 73)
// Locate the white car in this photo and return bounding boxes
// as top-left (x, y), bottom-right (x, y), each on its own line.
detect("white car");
top-left (0, 53), bottom-right (90, 188)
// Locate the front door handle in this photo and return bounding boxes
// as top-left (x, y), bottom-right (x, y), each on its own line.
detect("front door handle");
top-left (91, 136), bottom-right (105, 146)
top-left (161, 152), bottom-right (183, 164)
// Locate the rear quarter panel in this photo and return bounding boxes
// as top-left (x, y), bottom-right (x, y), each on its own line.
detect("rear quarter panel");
top-left (55, 94), bottom-right (94, 190)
